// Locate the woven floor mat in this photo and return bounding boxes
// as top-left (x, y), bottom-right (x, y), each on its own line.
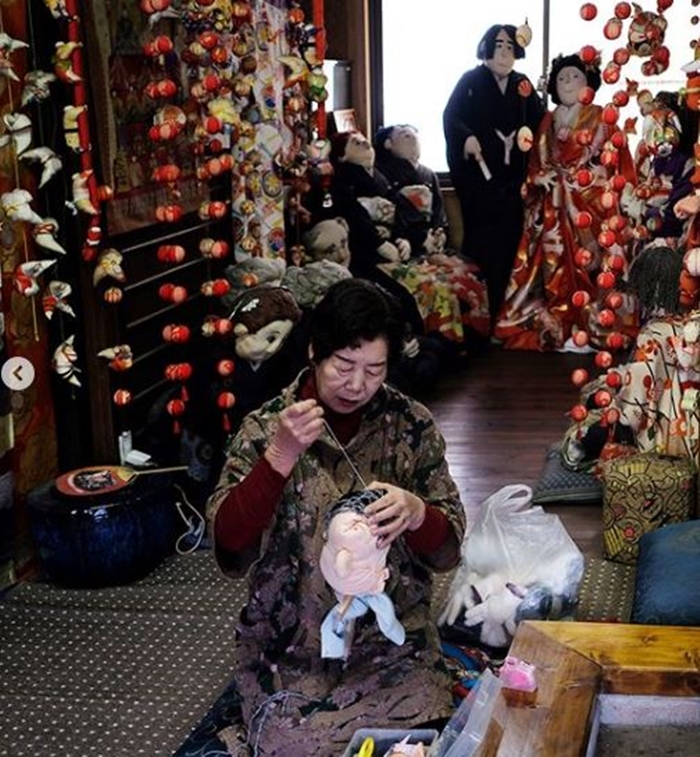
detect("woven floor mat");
top-left (574, 557), bottom-right (636, 623)
top-left (0, 550), bottom-right (243, 757)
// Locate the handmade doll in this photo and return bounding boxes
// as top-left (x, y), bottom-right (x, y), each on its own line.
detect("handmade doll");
top-left (180, 286), bottom-right (306, 496)
top-left (374, 124), bottom-right (448, 256)
top-left (443, 22), bottom-right (545, 323)
top-left (494, 52), bottom-right (637, 351)
top-left (319, 489), bottom-right (405, 659)
top-left (623, 101), bottom-right (694, 243)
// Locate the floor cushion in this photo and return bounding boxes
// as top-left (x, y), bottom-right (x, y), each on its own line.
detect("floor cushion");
top-left (632, 520), bottom-right (700, 625)
top-left (531, 446), bottom-right (603, 505)
top-left (599, 454), bottom-right (697, 564)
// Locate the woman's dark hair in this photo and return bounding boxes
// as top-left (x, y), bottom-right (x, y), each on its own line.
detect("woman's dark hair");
top-left (547, 54), bottom-right (601, 104)
top-left (476, 25), bottom-right (525, 62)
top-left (309, 278), bottom-right (405, 365)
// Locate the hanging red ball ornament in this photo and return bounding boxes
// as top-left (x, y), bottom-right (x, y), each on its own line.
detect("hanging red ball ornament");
top-left (571, 290), bottom-right (592, 308)
top-left (577, 87), bottom-right (595, 106)
top-left (595, 351), bottom-right (614, 369)
top-left (614, 2), bottom-right (631, 19)
top-left (604, 407), bottom-right (621, 425)
top-left (162, 324), bottom-right (191, 343)
top-left (612, 89), bottom-right (630, 107)
top-left (574, 247), bottom-right (593, 267)
top-left (603, 62), bottom-right (621, 84)
top-left (218, 391), bottom-right (236, 432)
top-left (580, 3), bottom-right (598, 21)
top-left (602, 105), bottom-right (620, 125)
top-left (597, 308), bottom-right (616, 328)
top-left (217, 391), bottom-right (236, 410)
top-left (575, 211), bottom-right (593, 229)
top-left (164, 363), bottom-right (193, 382)
top-left (606, 332), bottom-right (625, 350)
top-left (571, 368), bottom-right (589, 387)
top-left (217, 359), bottom-right (235, 377)
top-left (579, 45), bottom-right (599, 64)
top-left (603, 17), bottom-right (623, 40)
top-left (570, 404), bottom-right (589, 422)
top-left (166, 398), bottom-right (186, 434)
top-left (605, 292), bottom-right (624, 310)
top-left (576, 168), bottom-right (593, 187)
top-left (594, 389), bottom-right (613, 408)
top-left (597, 229), bottom-right (617, 249)
top-left (104, 287), bottom-right (124, 305)
top-left (573, 330), bottom-right (590, 348)
top-left (113, 389), bottom-right (132, 406)
top-left (609, 174), bottom-right (627, 192)
top-left (597, 272), bottom-right (617, 292)
top-left (606, 371), bottom-right (623, 389)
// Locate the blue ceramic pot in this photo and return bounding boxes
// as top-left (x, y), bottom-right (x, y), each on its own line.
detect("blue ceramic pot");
top-left (28, 475), bottom-right (178, 587)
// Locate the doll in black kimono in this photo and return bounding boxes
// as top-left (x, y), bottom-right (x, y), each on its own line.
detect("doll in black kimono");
top-left (374, 124), bottom-right (448, 256)
top-left (443, 22), bottom-right (545, 324)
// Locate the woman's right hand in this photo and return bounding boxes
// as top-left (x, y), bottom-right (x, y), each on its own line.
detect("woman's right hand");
top-left (264, 399), bottom-right (325, 476)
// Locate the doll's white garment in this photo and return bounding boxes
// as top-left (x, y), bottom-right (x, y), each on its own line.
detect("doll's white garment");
top-left (320, 592), bottom-right (406, 659)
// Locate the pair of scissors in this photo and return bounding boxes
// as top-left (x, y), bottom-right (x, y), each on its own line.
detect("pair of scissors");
top-left (356, 736), bottom-right (375, 757)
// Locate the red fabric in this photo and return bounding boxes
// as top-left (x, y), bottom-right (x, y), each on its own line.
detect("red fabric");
top-left (214, 455), bottom-right (286, 552)
top-left (404, 505), bottom-right (451, 555)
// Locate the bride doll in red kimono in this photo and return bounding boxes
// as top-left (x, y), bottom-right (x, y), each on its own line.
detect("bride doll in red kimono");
top-left (494, 53), bottom-right (637, 351)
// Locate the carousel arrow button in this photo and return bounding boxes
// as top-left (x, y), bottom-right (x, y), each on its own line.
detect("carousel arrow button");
top-left (2, 357), bottom-right (35, 390)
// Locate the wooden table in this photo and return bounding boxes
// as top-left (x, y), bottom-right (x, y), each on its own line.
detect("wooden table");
top-left (476, 621), bottom-right (700, 757)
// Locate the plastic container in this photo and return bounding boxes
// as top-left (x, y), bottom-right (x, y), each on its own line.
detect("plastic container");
top-left (343, 728), bottom-right (438, 757)
top-left (441, 670), bottom-right (502, 757)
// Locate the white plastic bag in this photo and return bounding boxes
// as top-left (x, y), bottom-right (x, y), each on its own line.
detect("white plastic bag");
top-left (439, 484), bottom-right (585, 648)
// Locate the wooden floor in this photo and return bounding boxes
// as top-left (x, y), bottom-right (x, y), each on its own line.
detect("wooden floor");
top-left (421, 346), bottom-right (603, 560)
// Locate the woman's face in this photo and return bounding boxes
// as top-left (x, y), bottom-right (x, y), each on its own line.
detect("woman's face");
top-left (313, 337), bottom-right (388, 414)
top-left (556, 66), bottom-right (587, 107)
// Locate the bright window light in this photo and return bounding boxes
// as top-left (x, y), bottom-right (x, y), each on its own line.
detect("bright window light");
top-left (380, 1), bottom-right (697, 173)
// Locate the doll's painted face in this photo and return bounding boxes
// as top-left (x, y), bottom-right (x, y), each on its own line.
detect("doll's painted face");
top-left (387, 126), bottom-right (420, 163)
top-left (235, 319), bottom-right (295, 364)
top-left (645, 108), bottom-right (681, 157)
top-left (342, 132), bottom-right (375, 172)
top-left (556, 66), bottom-right (587, 107)
top-left (485, 30), bottom-right (515, 78)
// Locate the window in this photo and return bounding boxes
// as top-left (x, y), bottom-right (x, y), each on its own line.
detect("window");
top-left (379, 0), bottom-right (697, 173)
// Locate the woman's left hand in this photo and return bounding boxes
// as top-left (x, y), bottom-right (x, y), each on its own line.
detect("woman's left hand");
top-left (364, 481), bottom-right (426, 547)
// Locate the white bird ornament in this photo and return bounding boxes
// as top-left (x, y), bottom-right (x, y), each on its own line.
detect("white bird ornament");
top-left (20, 146), bottom-right (62, 187)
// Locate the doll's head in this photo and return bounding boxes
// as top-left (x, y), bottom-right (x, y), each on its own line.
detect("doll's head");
top-left (547, 54), bottom-right (601, 105)
top-left (478, 25), bottom-right (524, 78)
top-left (319, 488), bottom-right (390, 597)
top-left (374, 124), bottom-right (421, 165)
top-left (642, 106), bottom-right (681, 158)
top-left (228, 285), bottom-right (302, 364)
top-left (627, 243), bottom-right (685, 316)
top-left (301, 217), bottom-right (351, 267)
top-left (330, 130), bottom-right (375, 172)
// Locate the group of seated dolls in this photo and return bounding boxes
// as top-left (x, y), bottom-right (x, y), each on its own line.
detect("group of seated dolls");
top-left (299, 124), bottom-right (491, 356)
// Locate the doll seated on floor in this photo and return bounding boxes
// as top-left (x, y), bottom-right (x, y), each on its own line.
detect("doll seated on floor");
top-left (319, 489), bottom-right (405, 659)
top-left (302, 130), bottom-right (489, 351)
top-left (374, 124), bottom-right (448, 257)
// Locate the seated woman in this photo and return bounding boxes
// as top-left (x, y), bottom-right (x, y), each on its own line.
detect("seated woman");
top-left (201, 279), bottom-right (466, 757)
top-left (494, 52), bottom-right (637, 351)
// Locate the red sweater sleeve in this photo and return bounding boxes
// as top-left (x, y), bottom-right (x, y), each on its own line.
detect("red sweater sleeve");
top-left (404, 504), bottom-right (451, 555)
top-left (213, 456), bottom-right (287, 552)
